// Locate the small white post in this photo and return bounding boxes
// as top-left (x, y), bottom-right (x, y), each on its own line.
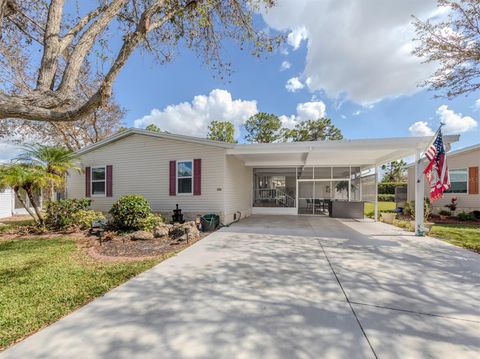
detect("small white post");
top-left (374, 165), bottom-right (378, 222)
top-left (414, 150), bottom-right (425, 236)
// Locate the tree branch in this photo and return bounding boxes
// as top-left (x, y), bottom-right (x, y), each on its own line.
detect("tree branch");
top-left (37, 0), bottom-right (64, 90)
top-left (58, 0), bottom-right (128, 95)
top-left (59, 4), bottom-right (107, 54)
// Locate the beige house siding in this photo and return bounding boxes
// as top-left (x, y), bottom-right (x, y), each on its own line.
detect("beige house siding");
top-left (223, 155), bottom-right (253, 223)
top-left (407, 147), bottom-right (480, 213)
top-left (67, 133), bottom-right (227, 220)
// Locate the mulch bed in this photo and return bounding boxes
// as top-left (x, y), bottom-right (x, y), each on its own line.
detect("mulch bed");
top-left (429, 215), bottom-right (480, 226)
top-left (80, 231), bottom-right (210, 262)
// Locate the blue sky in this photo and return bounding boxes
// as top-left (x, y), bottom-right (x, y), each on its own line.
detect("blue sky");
top-left (1, 0), bottom-right (479, 160)
top-left (116, 1), bottom-right (479, 150)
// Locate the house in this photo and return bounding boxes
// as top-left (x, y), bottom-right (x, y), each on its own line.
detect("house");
top-left (407, 143), bottom-right (480, 214)
top-left (0, 188), bottom-right (44, 219)
top-left (67, 128), bottom-right (459, 227)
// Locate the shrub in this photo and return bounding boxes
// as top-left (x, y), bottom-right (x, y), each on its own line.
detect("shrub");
top-left (472, 210), bottom-right (480, 220)
top-left (438, 210), bottom-right (451, 216)
top-left (378, 194), bottom-right (395, 202)
top-left (404, 199), bottom-right (431, 221)
top-left (445, 197), bottom-right (457, 211)
top-left (109, 194), bottom-right (155, 231)
top-left (381, 209), bottom-right (397, 214)
top-left (457, 211), bottom-right (476, 221)
top-left (137, 213), bottom-right (164, 231)
top-left (74, 210), bottom-right (106, 230)
top-left (45, 199), bottom-right (92, 230)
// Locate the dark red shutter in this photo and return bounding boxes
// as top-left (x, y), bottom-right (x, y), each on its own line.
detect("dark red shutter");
top-left (194, 159), bottom-right (201, 196)
top-left (469, 167), bottom-right (479, 195)
top-left (169, 161), bottom-right (176, 196)
top-left (85, 167), bottom-right (91, 197)
top-left (106, 165), bottom-right (113, 197)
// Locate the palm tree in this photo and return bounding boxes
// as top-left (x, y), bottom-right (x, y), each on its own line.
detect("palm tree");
top-left (0, 164), bottom-right (51, 225)
top-left (16, 145), bottom-right (79, 201)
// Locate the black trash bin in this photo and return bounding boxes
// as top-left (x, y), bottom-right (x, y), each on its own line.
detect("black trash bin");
top-left (201, 214), bottom-right (220, 232)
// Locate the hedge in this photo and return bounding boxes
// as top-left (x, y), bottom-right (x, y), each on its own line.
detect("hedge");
top-left (378, 182), bottom-right (407, 195)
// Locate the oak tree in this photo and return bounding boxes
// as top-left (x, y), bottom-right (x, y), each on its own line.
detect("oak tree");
top-left (413, 0), bottom-right (480, 97)
top-left (0, 0), bottom-right (279, 123)
top-left (206, 120), bottom-right (236, 143)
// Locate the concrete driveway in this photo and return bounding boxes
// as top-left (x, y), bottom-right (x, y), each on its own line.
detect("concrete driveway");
top-left (2, 215), bottom-right (479, 359)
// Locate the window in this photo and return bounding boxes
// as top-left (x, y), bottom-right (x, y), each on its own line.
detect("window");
top-left (446, 168), bottom-right (468, 194)
top-left (91, 166), bottom-right (106, 196)
top-left (177, 161), bottom-right (193, 194)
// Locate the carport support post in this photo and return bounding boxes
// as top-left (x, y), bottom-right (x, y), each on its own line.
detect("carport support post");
top-left (374, 165), bottom-right (378, 222)
top-left (414, 150), bottom-right (425, 236)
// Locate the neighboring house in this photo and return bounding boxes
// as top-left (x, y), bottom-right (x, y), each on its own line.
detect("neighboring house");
top-left (407, 143), bottom-right (480, 213)
top-left (67, 128), bottom-right (459, 224)
top-left (0, 188), bottom-right (14, 218)
top-left (0, 187), bottom-right (44, 219)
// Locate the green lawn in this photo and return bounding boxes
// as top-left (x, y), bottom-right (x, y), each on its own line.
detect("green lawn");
top-left (364, 201), bottom-right (396, 217)
top-left (0, 236), bottom-right (160, 349)
top-left (429, 224), bottom-right (480, 253)
top-left (0, 218), bottom-right (34, 233)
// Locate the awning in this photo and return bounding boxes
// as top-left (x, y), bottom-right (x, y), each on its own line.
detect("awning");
top-left (227, 135), bottom-right (460, 168)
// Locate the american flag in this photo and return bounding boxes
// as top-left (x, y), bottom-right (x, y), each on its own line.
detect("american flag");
top-left (423, 129), bottom-right (450, 202)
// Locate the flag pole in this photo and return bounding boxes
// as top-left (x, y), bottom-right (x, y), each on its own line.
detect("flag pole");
top-left (418, 123), bottom-right (445, 164)
top-left (414, 123), bottom-right (444, 236)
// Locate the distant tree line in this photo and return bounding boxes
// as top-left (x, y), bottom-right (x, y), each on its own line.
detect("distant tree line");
top-left (206, 112), bottom-right (344, 144)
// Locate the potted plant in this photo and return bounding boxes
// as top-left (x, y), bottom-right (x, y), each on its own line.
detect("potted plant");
top-left (438, 210), bottom-right (451, 221)
top-left (381, 210), bottom-right (397, 224)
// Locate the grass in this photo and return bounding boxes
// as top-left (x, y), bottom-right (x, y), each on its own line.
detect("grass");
top-left (387, 218), bottom-right (480, 254)
top-left (0, 218), bottom-right (34, 233)
top-left (0, 236), bottom-right (161, 349)
top-left (364, 201), bottom-right (396, 217)
top-left (429, 224), bottom-right (480, 253)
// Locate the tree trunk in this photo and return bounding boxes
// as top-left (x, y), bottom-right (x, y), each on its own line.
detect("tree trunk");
top-left (13, 187), bottom-right (38, 224)
top-left (24, 186), bottom-right (44, 225)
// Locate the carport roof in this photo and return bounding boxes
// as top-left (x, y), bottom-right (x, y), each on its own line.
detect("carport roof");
top-left (227, 135), bottom-right (460, 168)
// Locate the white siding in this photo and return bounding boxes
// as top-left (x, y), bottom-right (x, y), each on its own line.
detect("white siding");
top-left (0, 188), bottom-right (13, 219)
top-left (223, 155), bottom-right (252, 223)
top-left (67, 134), bottom-right (227, 219)
top-left (407, 147), bottom-right (480, 213)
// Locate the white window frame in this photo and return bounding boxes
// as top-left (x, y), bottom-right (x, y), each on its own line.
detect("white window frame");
top-left (446, 168), bottom-right (469, 195)
top-left (176, 160), bottom-right (194, 196)
top-left (91, 165), bottom-right (107, 197)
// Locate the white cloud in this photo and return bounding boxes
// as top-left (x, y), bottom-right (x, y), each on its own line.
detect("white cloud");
top-left (261, 0), bottom-right (439, 104)
top-left (279, 100), bottom-right (327, 129)
top-left (285, 77), bottom-right (305, 92)
top-left (296, 101), bottom-right (326, 121)
top-left (287, 26), bottom-right (308, 50)
top-left (436, 105), bottom-right (477, 134)
top-left (409, 121), bottom-right (434, 136)
top-left (408, 105), bottom-right (477, 136)
top-left (134, 89), bottom-right (258, 138)
top-left (475, 98), bottom-right (480, 110)
top-left (280, 60), bottom-right (291, 71)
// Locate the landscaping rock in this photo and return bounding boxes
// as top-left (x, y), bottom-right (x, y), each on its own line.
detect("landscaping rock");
top-left (168, 221), bottom-right (200, 241)
top-left (153, 225), bottom-right (169, 238)
top-left (129, 230), bottom-right (154, 241)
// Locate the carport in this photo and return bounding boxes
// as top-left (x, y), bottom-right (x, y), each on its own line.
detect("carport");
top-left (228, 135), bottom-right (460, 234)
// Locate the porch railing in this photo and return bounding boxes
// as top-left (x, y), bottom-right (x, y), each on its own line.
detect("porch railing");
top-left (253, 188), bottom-right (296, 208)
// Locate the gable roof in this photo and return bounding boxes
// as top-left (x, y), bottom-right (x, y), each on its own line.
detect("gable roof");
top-left (75, 128), bottom-right (235, 155)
